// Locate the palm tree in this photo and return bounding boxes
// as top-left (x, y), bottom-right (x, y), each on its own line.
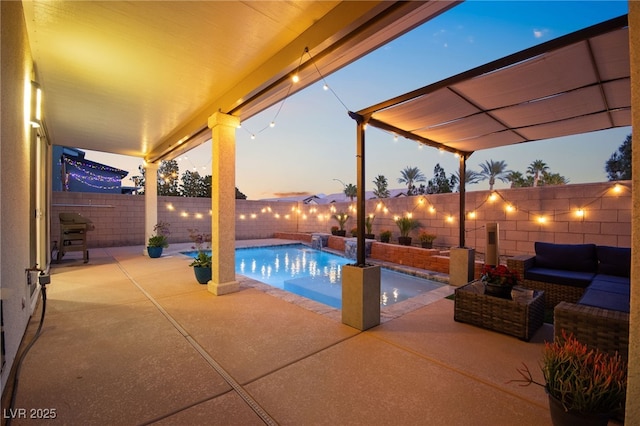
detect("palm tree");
top-left (506, 171), bottom-right (528, 188)
top-left (373, 175), bottom-right (390, 198)
top-left (454, 169), bottom-right (482, 191)
top-left (478, 160), bottom-right (510, 191)
top-left (344, 183), bottom-right (357, 202)
top-left (541, 172), bottom-right (569, 186)
top-left (527, 160), bottom-right (549, 187)
top-left (398, 166), bottom-right (426, 195)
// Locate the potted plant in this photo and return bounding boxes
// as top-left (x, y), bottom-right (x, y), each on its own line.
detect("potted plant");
top-left (394, 217), bottom-right (420, 246)
top-left (480, 264), bottom-right (519, 298)
top-left (147, 221), bottom-right (170, 258)
top-left (331, 212), bottom-right (350, 236)
top-left (511, 331), bottom-right (627, 425)
top-left (418, 230), bottom-right (436, 249)
top-left (188, 228), bottom-right (212, 284)
top-left (380, 230), bottom-right (392, 243)
top-left (365, 215), bottom-right (375, 239)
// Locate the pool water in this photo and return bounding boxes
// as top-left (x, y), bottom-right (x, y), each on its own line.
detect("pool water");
top-left (184, 244), bottom-right (444, 309)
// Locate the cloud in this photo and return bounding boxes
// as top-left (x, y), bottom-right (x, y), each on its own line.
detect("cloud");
top-left (533, 28), bottom-right (549, 39)
top-left (272, 191), bottom-right (313, 198)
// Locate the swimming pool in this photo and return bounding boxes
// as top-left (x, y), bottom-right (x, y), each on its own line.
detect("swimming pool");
top-left (184, 244), bottom-right (444, 309)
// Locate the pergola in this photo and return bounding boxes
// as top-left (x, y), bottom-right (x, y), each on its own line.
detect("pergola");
top-left (349, 15), bottom-right (630, 265)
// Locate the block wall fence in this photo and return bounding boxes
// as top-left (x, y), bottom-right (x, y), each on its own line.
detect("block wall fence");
top-left (51, 180), bottom-right (631, 257)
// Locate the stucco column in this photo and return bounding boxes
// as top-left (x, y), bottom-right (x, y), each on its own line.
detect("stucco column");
top-left (626, 3), bottom-right (639, 425)
top-left (207, 112), bottom-right (240, 295)
top-left (144, 161), bottom-right (158, 255)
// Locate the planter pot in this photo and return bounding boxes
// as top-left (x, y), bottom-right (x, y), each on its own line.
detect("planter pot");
top-left (193, 266), bottom-right (212, 284)
top-left (421, 241), bottom-right (433, 249)
top-left (547, 391), bottom-right (610, 426)
top-left (333, 230), bottom-right (346, 237)
top-left (483, 282), bottom-right (513, 299)
top-left (380, 235), bottom-right (391, 243)
top-left (398, 236), bottom-right (412, 246)
top-left (147, 246), bottom-right (163, 258)
top-left (364, 234), bottom-right (375, 240)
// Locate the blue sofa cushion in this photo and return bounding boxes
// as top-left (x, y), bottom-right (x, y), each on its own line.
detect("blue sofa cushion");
top-left (597, 246), bottom-right (631, 277)
top-left (578, 288), bottom-right (630, 313)
top-left (534, 242), bottom-right (597, 272)
top-left (593, 273), bottom-right (630, 285)
top-left (525, 267), bottom-right (595, 288)
top-left (589, 278), bottom-right (630, 296)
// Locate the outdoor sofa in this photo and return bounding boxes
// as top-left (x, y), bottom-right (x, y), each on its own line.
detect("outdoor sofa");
top-left (507, 242), bottom-right (630, 360)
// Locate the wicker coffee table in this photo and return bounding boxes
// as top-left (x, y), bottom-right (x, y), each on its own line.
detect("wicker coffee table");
top-left (454, 281), bottom-right (545, 341)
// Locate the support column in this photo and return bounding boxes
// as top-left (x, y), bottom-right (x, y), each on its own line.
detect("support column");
top-left (144, 161), bottom-right (158, 255)
top-left (208, 112), bottom-right (240, 295)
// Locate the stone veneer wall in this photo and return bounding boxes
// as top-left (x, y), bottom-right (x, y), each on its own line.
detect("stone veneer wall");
top-left (51, 180), bottom-right (631, 257)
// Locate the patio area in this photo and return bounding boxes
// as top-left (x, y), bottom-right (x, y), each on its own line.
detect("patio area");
top-left (5, 239), bottom-right (561, 425)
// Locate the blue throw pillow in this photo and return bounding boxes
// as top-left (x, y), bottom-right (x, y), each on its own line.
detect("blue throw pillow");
top-left (534, 242), bottom-right (597, 272)
top-left (597, 246), bottom-right (631, 277)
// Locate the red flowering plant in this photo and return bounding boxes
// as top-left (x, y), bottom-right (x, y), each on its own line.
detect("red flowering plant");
top-left (510, 331), bottom-right (627, 416)
top-left (481, 264), bottom-right (519, 287)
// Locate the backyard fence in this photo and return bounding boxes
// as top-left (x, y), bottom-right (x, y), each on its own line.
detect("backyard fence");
top-left (51, 180), bottom-right (631, 257)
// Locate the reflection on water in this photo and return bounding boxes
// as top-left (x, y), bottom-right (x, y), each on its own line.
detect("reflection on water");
top-left (237, 247), bottom-right (344, 286)
top-left (229, 244), bottom-right (444, 307)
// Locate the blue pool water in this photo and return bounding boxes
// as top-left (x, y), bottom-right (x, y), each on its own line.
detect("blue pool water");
top-left (183, 244), bottom-right (443, 309)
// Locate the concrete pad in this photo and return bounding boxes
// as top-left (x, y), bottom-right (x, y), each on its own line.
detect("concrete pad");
top-left (370, 298), bottom-right (553, 406)
top-left (157, 288), bottom-right (359, 384)
top-left (13, 300), bottom-right (231, 424)
top-left (153, 391), bottom-right (265, 425)
top-left (247, 333), bottom-right (550, 425)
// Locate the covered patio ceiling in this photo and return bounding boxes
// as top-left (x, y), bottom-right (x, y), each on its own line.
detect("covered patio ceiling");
top-left (355, 15), bottom-right (630, 156)
top-left (22, 0), bottom-right (459, 162)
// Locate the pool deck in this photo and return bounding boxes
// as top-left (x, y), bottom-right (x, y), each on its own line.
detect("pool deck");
top-left (4, 239), bottom-right (559, 425)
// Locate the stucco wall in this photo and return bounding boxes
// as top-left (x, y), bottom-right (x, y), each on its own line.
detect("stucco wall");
top-left (51, 180), bottom-right (631, 258)
top-left (0, 1), bottom-right (36, 393)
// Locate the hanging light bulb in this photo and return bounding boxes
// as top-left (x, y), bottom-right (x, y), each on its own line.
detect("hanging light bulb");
top-left (292, 74), bottom-right (300, 83)
top-left (323, 83), bottom-right (329, 91)
top-left (270, 121), bottom-right (275, 128)
top-left (251, 134), bottom-right (256, 140)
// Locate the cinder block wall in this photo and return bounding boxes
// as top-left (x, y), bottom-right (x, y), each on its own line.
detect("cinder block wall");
top-left (51, 180), bottom-right (631, 256)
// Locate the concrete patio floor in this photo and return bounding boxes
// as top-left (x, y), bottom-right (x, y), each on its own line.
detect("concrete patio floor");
top-left (4, 239), bottom-right (558, 425)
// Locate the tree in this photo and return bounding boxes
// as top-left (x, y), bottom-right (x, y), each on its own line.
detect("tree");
top-left (157, 160), bottom-right (180, 196)
top-left (506, 171), bottom-right (530, 188)
top-left (605, 134), bottom-right (632, 181)
top-left (373, 175), bottom-right (390, 198)
top-left (478, 160), bottom-right (510, 191)
top-left (426, 163), bottom-right (456, 194)
top-left (398, 166), bottom-right (426, 195)
top-left (455, 169), bottom-right (482, 192)
top-left (130, 164), bottom-right (146, 195)
top-left (344, 183), bottom-right (357, 202)
top-left (180, 170), bottom-right (209, 197)
top-left (526, 160), bottom-right (549, 187)
top-left (540, 172), bottom-right (569, 186)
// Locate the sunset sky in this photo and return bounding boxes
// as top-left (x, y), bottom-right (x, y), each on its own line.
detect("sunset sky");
top-left (85, 1), bottom-right (631, 200)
